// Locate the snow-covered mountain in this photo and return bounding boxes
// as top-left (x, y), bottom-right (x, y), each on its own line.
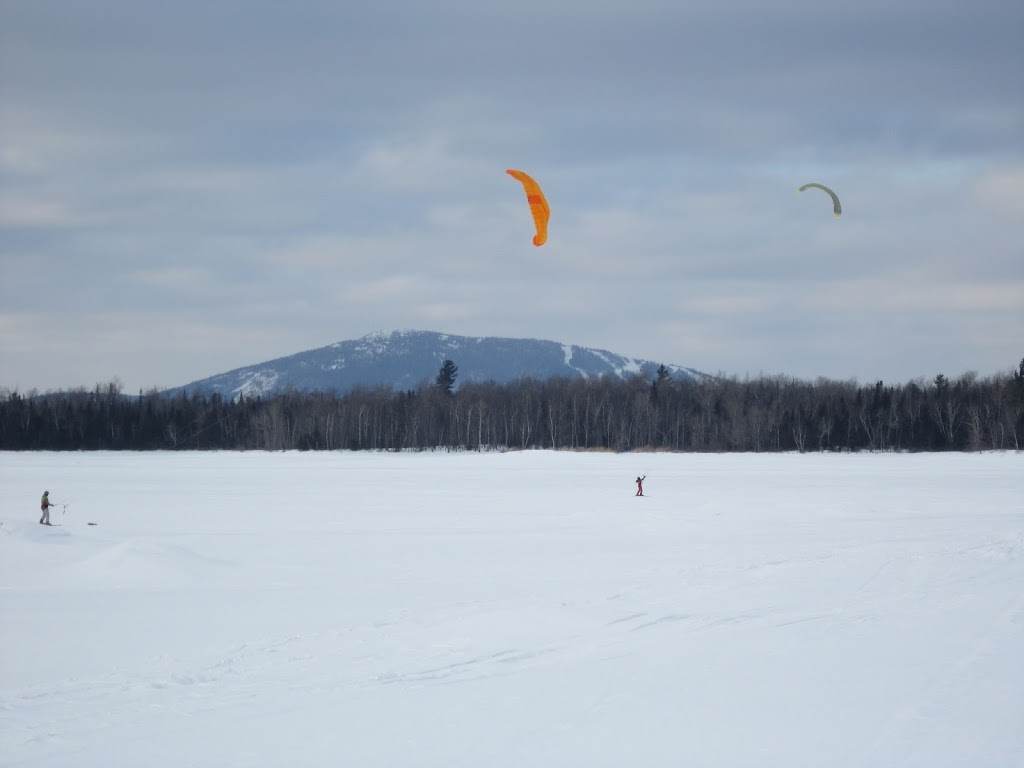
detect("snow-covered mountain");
top-left (164, 330), bottom-right (709, 399)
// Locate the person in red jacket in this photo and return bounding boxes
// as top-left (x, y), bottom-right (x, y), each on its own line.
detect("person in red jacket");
top-left (635, 475), bottom-right (646, 497)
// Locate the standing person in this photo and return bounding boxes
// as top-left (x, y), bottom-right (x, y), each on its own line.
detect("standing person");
top-left (40, 490), bottom-right (55, 525)
top-left (635, 475), bottom-right (646, 497)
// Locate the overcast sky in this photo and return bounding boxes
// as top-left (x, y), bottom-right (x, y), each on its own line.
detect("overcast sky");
top-left (2, 0), bottom-right (1022, 393)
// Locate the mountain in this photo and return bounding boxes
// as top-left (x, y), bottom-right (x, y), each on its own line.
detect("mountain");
top-left (164, 330), bottom-right (709, 399)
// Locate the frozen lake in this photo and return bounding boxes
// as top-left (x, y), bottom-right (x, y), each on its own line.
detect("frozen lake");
top-left (2, 450), bottom-right (1022, 767)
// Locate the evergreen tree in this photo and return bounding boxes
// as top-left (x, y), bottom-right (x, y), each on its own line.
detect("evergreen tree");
top-left (436, 359), bottom-right (459, 396)
top-left (651, 364), bottom-right (672, 404)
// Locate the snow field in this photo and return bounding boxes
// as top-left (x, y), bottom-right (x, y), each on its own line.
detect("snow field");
top-left (1, 450), bottom-right (1022, 767)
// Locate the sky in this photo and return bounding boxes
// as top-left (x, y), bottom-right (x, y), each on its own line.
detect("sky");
top-left (2, 0), bottom-right (1022, 394)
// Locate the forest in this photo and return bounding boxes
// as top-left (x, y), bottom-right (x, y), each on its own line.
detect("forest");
top-left (2, 360), bottom-right (1022, 453)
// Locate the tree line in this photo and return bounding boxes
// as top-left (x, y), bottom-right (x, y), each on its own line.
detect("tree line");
top-left (2, 359), bottom-right (1022, 453)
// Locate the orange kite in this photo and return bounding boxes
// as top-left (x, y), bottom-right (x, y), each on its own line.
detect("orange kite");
top-left (506, 169), bottom-right (550, 246)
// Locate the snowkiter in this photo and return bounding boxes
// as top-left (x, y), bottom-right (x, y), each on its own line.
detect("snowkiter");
top-left (635, 475), bottom-right (646, 497)
top-left (40, 491), bottom-right (54, 525)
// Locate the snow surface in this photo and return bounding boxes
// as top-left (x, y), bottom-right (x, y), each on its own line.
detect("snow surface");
top-left (562, 344), bottom-right (589, 379)
top-left (1, 450), bottom-right (1022, 767)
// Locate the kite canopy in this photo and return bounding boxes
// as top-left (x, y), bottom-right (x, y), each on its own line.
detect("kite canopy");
top-left (506, 169), bottom-right (550, 246)
top-left (799, 183), bottom-right (842, 217)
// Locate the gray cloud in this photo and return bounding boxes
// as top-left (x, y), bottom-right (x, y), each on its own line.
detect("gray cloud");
top-left (2, 0), bottom-right (1022, 392)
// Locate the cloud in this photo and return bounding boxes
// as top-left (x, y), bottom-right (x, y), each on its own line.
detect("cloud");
top-left (0, 197), bottom-right (92, 229)
top-left (974, 167), bottom-right (1024, 218)
top-left (1, 0), bottom-right (1022, 391)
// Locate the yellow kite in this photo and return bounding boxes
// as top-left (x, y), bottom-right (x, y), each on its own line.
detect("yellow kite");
top-left (506, 169), bottom-right (550, 246)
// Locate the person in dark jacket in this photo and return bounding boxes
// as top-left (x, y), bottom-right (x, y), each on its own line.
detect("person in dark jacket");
top-left (40, 491), bottom-right (55, 525)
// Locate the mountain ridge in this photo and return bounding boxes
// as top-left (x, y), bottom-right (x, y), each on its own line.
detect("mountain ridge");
top-left (163, 330), bottom-right (709, 399)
